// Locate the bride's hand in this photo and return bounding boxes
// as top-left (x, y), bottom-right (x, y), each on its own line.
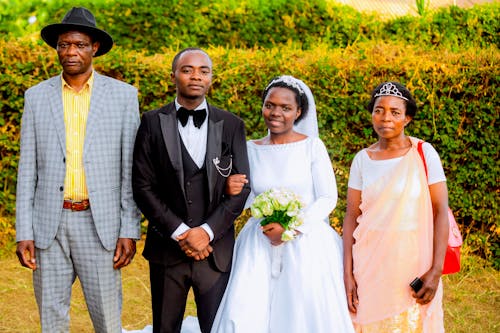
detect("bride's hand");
top-left (261, 222), bottom-right (285, 246)
top-left (225, 174), bottom-right (248, 196)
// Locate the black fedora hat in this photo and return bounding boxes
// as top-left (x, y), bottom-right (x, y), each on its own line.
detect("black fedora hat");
top-left (41, 7), bottom-right (113, 56)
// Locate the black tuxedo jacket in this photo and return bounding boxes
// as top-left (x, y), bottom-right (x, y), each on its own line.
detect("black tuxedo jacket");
top-left (132, 102), bottom-right (250, 272)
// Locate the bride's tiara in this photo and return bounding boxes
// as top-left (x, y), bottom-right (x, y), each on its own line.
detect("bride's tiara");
top-left (374, 82), bottom-right (409, 101)
top-left (265, 75), bottom-right (305, 95)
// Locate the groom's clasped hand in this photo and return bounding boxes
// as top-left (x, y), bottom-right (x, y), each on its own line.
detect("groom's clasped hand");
top-left (177, 227), bottom-right (213, 261)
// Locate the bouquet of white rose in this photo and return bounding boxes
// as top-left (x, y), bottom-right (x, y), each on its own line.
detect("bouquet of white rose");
top-left (250, 188), bottom-right (305, 241)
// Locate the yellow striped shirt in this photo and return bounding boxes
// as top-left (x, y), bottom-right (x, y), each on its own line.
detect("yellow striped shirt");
top-left (62, 72), bottom-right (94, 201)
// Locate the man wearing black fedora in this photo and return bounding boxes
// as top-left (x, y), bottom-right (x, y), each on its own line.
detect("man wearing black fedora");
top-left (15, 7), bottom-right (141, 332)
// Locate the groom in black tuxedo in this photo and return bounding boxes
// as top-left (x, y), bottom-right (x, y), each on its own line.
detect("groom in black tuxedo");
top-left (132, 48), bottom-right (250, 333)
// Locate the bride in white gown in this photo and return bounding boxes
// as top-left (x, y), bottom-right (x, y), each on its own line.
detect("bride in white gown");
top-left (124, 76), bottom-right (354, 333)
top-left (210, 76), bottom-right (354, 333)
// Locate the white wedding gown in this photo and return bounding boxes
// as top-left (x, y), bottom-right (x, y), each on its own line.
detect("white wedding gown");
top-left (211, 137), bottom-right (354, 333)
top-left (124, 137), bottom-right (354, 333)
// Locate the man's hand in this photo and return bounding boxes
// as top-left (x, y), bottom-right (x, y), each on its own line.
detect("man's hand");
top-left (177, 227), bottom-right (212, 260)
top-left (177, 227), bottom-right (210, 251)
top-left (16, 240), bottom-right (37, 270)
top-left (113, 238), bottom-right (136, 269)
top-left (225, 174), bottom-right (248, 196)
top-left (189, 245), bottom-right (214, 261)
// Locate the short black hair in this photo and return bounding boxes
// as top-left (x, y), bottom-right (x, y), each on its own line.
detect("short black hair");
top-left (262, 76), bottom-right (309, 123)
top-left (367, 81), bottom-right (417, 118)
top-left (171, 47), bottom-right (211, 73)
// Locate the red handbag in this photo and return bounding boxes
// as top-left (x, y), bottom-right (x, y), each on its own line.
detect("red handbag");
top-left (417, 141), bottom-right (462, 274)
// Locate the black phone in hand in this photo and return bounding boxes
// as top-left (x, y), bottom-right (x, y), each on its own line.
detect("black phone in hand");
top-left (410, 277), bottom-right (423, 292)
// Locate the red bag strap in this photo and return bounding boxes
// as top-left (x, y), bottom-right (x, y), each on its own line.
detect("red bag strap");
top-left (418, 141), bottom-right (462, 247)
top-left (417, 140), bottom-right (428, 179)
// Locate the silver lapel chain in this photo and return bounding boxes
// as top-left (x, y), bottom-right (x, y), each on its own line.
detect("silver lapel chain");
top-left (212, 156), bottom-right (232, 178)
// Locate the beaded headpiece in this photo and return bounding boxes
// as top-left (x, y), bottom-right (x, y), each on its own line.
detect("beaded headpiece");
top-left (374, 82), bottom-right (409, 101)
top-left (265, 75), bottom-right (305, 95)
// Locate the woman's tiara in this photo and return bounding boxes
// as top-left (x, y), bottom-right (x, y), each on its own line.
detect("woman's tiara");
top-left (374, 82), bottom-right (409, 101)
top-left (265, 75), bottom-right (305, 95)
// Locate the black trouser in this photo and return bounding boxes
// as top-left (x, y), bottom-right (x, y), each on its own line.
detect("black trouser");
top-left (149, 259), bottom-right (230, 333)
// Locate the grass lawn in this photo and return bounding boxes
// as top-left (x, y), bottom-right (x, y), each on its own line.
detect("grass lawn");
top-left (0, 240), bottom-right (498, 332)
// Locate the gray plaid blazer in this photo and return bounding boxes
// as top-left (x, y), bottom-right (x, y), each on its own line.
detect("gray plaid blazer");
top-left (16, 72), bottom-right (141, 251)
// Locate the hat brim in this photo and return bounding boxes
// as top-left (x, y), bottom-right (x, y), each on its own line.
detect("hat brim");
top-left (41, 23), bottom-right (113, 56)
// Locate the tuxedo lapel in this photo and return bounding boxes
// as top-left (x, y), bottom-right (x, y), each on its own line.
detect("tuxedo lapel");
top-left (206, 108), bottom-right (223, 203)
top-left (159, 108), bottom-right (186, 196)
top-left (47, 76), bottom-right (66, 156)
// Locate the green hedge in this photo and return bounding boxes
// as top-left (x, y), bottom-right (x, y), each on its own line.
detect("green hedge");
top-left (1, 0), bottom-right (498, 51)
top-left (0, 39), bottom-right (498, 266)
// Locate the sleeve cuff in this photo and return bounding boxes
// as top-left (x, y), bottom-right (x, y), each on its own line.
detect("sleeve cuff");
top-left (171, 223), bottom-right (190, 241)
top-left (201, 223), bottom-right (214, 241)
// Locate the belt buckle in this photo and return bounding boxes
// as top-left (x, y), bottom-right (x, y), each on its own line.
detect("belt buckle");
top-left (70, 201), bottom-right (79, 211)
top-left (64, 199), bottom-right (89, 211)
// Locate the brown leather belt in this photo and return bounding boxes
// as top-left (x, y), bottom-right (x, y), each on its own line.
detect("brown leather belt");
top-left (63, 199), bottom-right (90, 211)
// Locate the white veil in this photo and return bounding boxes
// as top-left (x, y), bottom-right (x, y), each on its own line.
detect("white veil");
top-left (265, 75), bottom-right (319, 138)
top-left (292, 77), bottom-right (319, 138)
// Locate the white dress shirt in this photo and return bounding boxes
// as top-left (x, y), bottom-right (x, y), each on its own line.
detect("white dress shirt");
top-left (171, 98), bottom-right (214, 241)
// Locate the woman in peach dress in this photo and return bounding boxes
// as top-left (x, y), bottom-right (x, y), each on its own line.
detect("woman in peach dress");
top-left (343, 82), bottom-right (449, 332)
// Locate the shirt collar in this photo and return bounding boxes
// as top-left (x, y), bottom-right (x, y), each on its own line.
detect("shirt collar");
top-left (175, 98), bottom-right (208, 113)
top-left (61, 70), bottom-right (95, 92)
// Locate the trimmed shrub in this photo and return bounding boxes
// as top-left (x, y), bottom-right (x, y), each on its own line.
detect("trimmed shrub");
top-left (1, 39), bottom-right (498, 266)
top-left (0, 0), bottom-right (498, 51)
top-left (384, 5), bottom-right (500, 49)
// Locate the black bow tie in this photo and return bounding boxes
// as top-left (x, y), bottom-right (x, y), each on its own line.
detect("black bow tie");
top-left (177, 107), bottom-right (207, 128)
